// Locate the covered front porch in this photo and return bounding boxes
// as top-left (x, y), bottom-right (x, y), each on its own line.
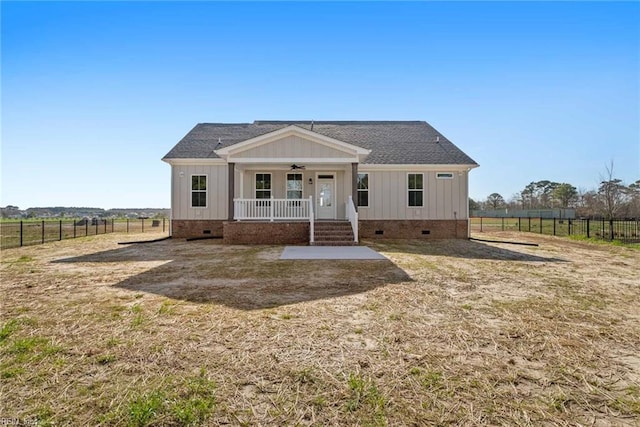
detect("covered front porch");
top-left (212, 124), bottom-right (371, 244)
top-left (226, 163), bottom-right (362, 244)
top-left (224, 163), bottom-right (361, 245)
top-left (228, 164), bottom-right (360, 219)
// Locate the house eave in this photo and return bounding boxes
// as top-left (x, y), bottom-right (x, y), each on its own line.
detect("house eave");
top-left (162, 158), bottom-right (226, 166)
top-left (359, 163), bottom-right (479, 171)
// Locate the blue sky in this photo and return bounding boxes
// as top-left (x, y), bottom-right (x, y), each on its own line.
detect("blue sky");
top-left (2, 1), bottom-right (638, 209)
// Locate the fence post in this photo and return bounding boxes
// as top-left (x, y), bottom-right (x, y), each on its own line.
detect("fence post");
top-left (95, 219), bottom-right (99, 236)
top-left (528, 217), bottom-right (531, 232)
top-left (609, 219), bottom-right (614, 241)
top-left (20, 221), bottom-right (23, 247)
top-left (539, 217), bottom-right (542, 234)
top-left (74, 220), bottom-right (77, 239)
top-left (112, 219), bottom-right (114, 233)
top-left (104, 219), bottom-right (107, 234)
top-left (42, 220), bottom-right (45, 244)
top-left (59, 220), bottom-right (62, 241)
top-left (163, 217), bottom-right (166, 233)
top-left (518, 217), bottom-right (521, 232)
top-left (85, 220), bottom-right (88, 237)
top-left (553, 218), bottom-right (556, 236)
top-left (142, 218), bottom-right (145, 233)
top-left (568, 220), bottom-right (572, 236)
top-left (127, 219), bottom-right (129, 233)
top-left (586, 219), bottom-right (590, 238)
top-left (480, 217), bottom-right (483, 232)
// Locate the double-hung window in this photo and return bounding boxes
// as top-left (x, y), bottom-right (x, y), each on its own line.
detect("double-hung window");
top-left (191, 175), bottom-right (207, 207)
top-left (255, 173), bottom-right (272, 199)
top-left (408, 173), bottom-right (423, 207)
top-left (286, 173), bottom-right (303, 199)
top-left (357, 173), bottom-right (369, 207)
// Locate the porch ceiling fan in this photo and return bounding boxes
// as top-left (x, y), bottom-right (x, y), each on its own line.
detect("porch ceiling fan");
top-left (290, 164), bottom-right (306, 170)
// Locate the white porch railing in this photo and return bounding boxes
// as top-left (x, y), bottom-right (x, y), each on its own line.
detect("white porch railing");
top-left (347, 195), bottom-right (358, 243)
top-left (234, 197), bottom-right (312, 221)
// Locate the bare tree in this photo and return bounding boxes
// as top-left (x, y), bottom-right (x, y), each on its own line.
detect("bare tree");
top-left (598, 161), bottom-right (627, 219)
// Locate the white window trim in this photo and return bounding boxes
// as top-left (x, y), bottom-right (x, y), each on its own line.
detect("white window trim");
top-left (357, 172), bottom-right (370, 208)
top-left (190, 174), bottom-right (208, 208)
top-left (254, 172), bottom-right (272, 199)
top-left (285, 172), bottom-right (304, 200)
top-left (407, 172), bottom-right (424, 208)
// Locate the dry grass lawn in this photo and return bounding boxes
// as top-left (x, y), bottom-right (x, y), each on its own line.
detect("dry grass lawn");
top-left (1, 232), bottom-right (639, 426)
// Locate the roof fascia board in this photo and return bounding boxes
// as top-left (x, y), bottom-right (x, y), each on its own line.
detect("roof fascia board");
top-left (162, 158), bottom-right (226, 166)
top-left (215, 125), bottom-right (371, 157)
top-left (359, 164), bottom-right (479, 171)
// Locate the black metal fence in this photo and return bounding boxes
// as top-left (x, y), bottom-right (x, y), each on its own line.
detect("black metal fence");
top-left (470, 217), bottom-right (640, 244)
top-left (0, 218), bottom-right (167, 249)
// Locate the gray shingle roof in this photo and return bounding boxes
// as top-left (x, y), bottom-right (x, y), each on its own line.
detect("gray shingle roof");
top-left (163, 121), bottom-right (477, 165)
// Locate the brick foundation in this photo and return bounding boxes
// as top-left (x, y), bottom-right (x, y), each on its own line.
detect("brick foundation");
top-left (223, 221), bottom-right (310, 245)
top-left (171, 220), bottom-right (224, 239)
top-left (172, 219), bottom-right (467, 242)
top-left (359, 220), bottom-right (469, 239)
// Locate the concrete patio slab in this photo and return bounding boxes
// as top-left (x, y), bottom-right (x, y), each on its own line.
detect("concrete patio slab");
top-left (280, 246), bottom-right (387, 260)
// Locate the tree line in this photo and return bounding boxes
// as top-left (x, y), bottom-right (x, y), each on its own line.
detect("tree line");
top-left (471, 164), bottom-right (640, 219)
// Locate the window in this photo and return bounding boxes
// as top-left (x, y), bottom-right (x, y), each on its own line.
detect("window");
top-left (408, 173), bottom-right (423, 207)
top-left (436, 172), bottom-right (454, 179)
top-left (191, 175), bottom-right (207, 207)
top-left (255, 173), bottom-right (272, 199)
top-left (286, 173), bottom-right (303, 199)
top-left (357, 173), bottom-right (369, 207)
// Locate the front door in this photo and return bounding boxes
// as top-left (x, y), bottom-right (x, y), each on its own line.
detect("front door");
top-left (316, 174), bottom-right (336, 219)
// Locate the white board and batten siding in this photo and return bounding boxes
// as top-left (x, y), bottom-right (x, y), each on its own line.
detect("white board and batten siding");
top-left (357, 169), bottom-right (469, 220)
top-left (170, 164), bottom-right (470, 221)
top-left (171, 164), bottom-right (228, 220)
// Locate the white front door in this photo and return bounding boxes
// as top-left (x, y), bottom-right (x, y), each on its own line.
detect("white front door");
top-left (316, 174), bottom-right (336, 219)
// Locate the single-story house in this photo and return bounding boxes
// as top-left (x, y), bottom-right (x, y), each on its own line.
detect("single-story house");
top-left (162, 120), bottom-right (478, 245)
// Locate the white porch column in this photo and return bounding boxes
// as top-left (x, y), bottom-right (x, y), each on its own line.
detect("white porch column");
top-left (228, 162), bottom-right (235, 220)
top-left (351, 162), bottom-right (358, 212)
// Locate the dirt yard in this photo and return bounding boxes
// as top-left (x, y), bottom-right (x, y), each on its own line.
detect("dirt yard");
top-left (1, 232), bottom-right (638, 426)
